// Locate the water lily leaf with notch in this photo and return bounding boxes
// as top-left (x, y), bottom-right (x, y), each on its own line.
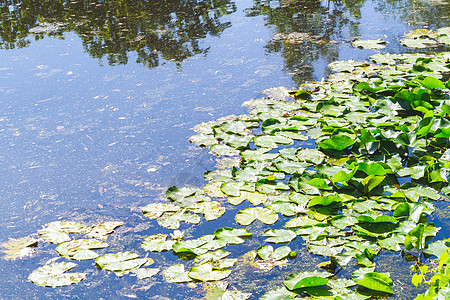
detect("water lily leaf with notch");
top-left (362, 175), bottom-right (386, 193)
top-left (221, 181), bottom-right (255, 197)
top-left (296, 148), bottom-right (326, 165)
top-left (254, 135), bottom-right (293, 148)
top-left (275, 160), bottom-right (310, 175)
top-left (87, 221), bottom-right (124, 240)
top-left (241, 148), bottom-right (279, 161)
top-left (318, 135), bottom-right (355, 151)
top-left (95, 252), bottom-right (147, 277)
top-left (401, 38), bottom-right (436, 48)
top-left (172, 238), bottom-right (208, 255)
top-left (352, 39), bottom-right (387, 49)
top-left (257, 245), bottom-right (291, 261)
top-left (296, 225), bottom-right (328, 241)
top-left (355, 272), bottom-right (393, 294)
top-left (235, 207), bottom-right (278, 226)
top-left (284, 270), bottom-right (331, 291)
top-left (424, 240), bottom-right (448, 259)
top-left (189, 133), bottom-right (218, 147)
top-left (221, 290), bottom-right (252, 300)
top-left (210, 144), bottom-right (240, 157)
top-left (28, 261), bottom-right (86, 287)
top-left (164, 264), bottom-right (192, 283)
top-left (329, 60), bottom-right (366, 72)
top-left (285, 216), bottom-right (320, 228)
top-left (256, 179), bottom-right (290, 194)
top-left (56, 239), bottom-right (108, 260)
top-left (214, 227), bottom-right (252, 245)
top-left (308, 195), bottom-right (341, 208)
top-left (220, 121), bottom-right (251, 136)
top-left (268, 201), bottom-right (298, 217)
top-left (397, 165), bottom-right (427, 180)
top-left (260, 287), bottom-right (297, 300)
top-left (157, 210), bottom-right (201, 230)
top-left (38, 221), bottom-right (90, 244)
top-left (357, 162), bottom-right (386, 176)
top-left (194, 249), bottom-right (231, 265)
top-left (141, 234), bottom-right (175, 252)
top-left (228, 191), bottom-right (267, 206)
top-left (132, 268), bottom-right (160, 279)
top-left (264, 229), bottom-right (297, 244)
top-left (188, 262), bottom-right (232, 282)
top-left (377, 233), bottom-right (404, 251)
top-left (223, 134), bottom-right (253, 149)
top-left (1, 236), bottom-right (38, 260)
top-left (331, 215), bottom-right (357, 229)
top-left (166, 186), bottom-right (200, 202)
top-left (141, 203), bottom-right (180, 219)
top-left (200, 201), bottom-right (226, 221)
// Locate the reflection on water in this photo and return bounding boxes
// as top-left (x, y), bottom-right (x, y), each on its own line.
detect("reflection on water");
top-left (246, 0), bottom-right (450, 85)
top-left (0, 0), bottom-right (236, 67)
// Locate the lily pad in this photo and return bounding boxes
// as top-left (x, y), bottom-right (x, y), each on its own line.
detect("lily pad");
top-left (28, 262), bottom-right (86, 287)
top-left (263, 229), bottom-right (297, 244)
top-left (1, 236), bottom-right (38, 260)
top-left (56, 239), bottom-right (109, 260)
top-left (352, 39), bottom-right (387, 49)
top-left (164, 264), bottom-right (192, 283)
top-left (214, 227), bottom-right (252, 245)
top-left (95, 252), bottom-right (147, 277)
top-left (235, 207), bottom-right (278, 226)
top-left (188, 262), bottom-right (232, 281)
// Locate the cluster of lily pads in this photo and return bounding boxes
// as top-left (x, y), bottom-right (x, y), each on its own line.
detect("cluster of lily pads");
top-left (3, 27), bottom-right (450, 299)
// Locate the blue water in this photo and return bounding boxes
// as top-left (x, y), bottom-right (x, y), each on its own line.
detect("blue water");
top-left (0, 0), bottom-right (449, 298)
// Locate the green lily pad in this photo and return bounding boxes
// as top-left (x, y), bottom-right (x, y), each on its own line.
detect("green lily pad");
top-left (214, 227), bottom-right (252, 245)
top-left (164, 264), bottom-right (192, 283)
top-left (355, 272), bottom-right (393, 294)
top-left (257, 245), bottom-right (291, 261)
top-left (352, 39), bottom-right (387, 49)
top-left (28, 262), bottom-right (86, 287)
top-left (1, 236), bottom-right (38, 260)
top-left (318, 135), bottom-right (355, 151)
top-left (141, 234), bottom-right (175, 252)
top-left (188, 262), bottom-right (232, 281)
top-left (95, 252), bottom-right (147, 277)
top-left (263, 229), bottom-right (297, 244)
top-left (284, 271), bottom-right (331, 291)
top-left (235, 207), bottom-right (278, 226)
top-left (132, 268), bottom-right (160, 279)
top-left (56, 239), bottom-right (109, 260)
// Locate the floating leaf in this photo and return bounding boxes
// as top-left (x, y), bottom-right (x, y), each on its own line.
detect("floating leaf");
top-left (263, 229), bottom-right (297, 244)
top-left (1, 236), bottom-right (38, 260)
top-left (221, 290), bottom-right (252, 300)
top-left (352, 39), bottom-right (387, 49)
top-left (257, 245), bottom-right (291, 261)
top-left (318, 135), bottom-right (355, 151)
top-left (164, 264), bottom-right (192, 283)
top-left (141, 234), bottom-right (175, 252)
top-left (355, 272), bottom-right (393, 294)
top-left (235, 207), bottom-right (278, 226)
top-left (188, 263), bottom-right (232, 281)
top-left (95, 252), bottom-right (147, 277)
top-left (28, 262), bottom-right (86, 287)
top-left (284, 271), bottom-right (330, 291)
top-left (214, 227), bottom-right (252, 245)
top-left (132, 268), bottom-right (160, 279)
top-left (56, 239), bottom-right (108, 260)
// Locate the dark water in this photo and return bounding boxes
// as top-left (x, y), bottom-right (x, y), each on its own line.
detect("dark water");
top-left (0, 0), bottom-right (449, 299)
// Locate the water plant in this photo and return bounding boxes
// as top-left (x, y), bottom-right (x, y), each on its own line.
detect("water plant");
top-left (3, 27), bottom-right (450, 299)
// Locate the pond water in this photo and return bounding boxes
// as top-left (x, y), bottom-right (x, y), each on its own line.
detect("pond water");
top-left (1, 0), bottom-right (450, 299)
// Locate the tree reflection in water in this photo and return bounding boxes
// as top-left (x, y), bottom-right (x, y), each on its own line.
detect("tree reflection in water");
top-left (0, 0), bottom-right (236, 68)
